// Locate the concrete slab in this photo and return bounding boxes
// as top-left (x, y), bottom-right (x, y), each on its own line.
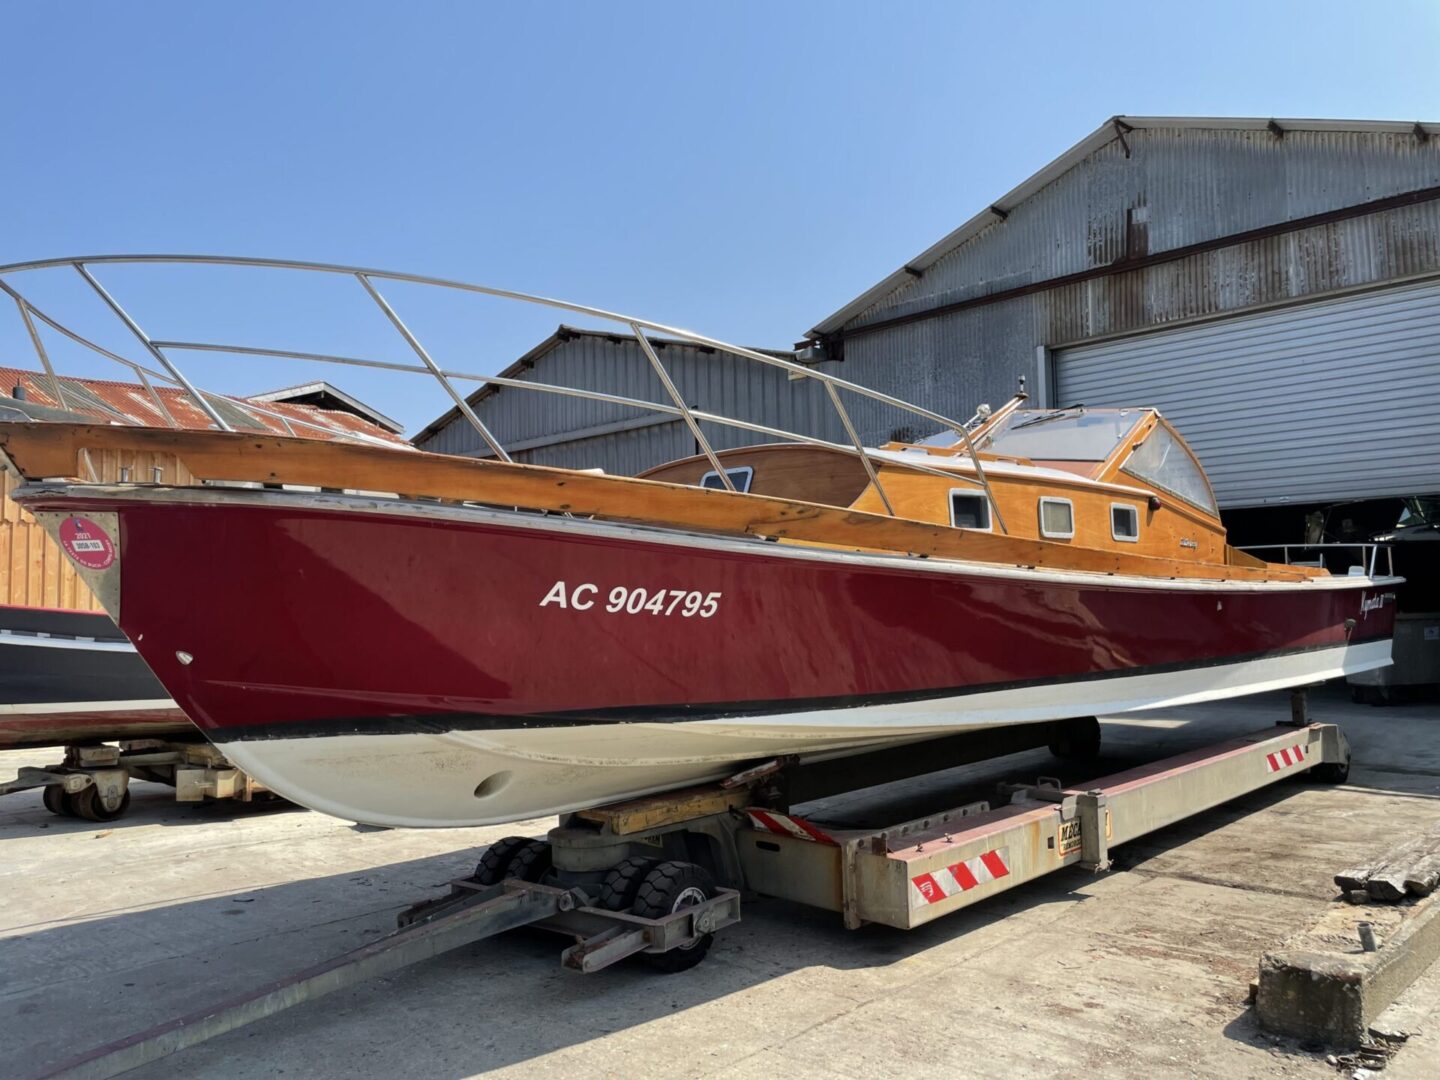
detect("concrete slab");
top-left (1256, 892), bottom-right (1440, 1047)
top-left (2, 685), bottom-right (1439, 1079)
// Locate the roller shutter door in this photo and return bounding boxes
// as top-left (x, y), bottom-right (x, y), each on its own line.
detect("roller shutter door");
top-left (1052, 279), bottom-right (1440, 507)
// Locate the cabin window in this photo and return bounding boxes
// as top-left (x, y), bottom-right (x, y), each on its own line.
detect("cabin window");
top-left (949, 490), bottom-right (992, 531)
top-left (1111, 503), bottom-right (1140, 542)
top-left (699, 466), bottom-right (754, 493)
top-left (1038, 497), bottom-right (1075, 539)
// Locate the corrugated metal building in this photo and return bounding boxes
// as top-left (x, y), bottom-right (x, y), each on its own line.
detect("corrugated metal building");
top-left (413, 326), bottom-right (832, 472)
top-left (415, 116), bottom-right (1440, 520)
top-left (806, 116), bottom-right (1440, 515)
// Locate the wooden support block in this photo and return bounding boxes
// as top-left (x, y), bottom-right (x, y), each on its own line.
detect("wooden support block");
top-left (574, 784), bottom-right (752, 835)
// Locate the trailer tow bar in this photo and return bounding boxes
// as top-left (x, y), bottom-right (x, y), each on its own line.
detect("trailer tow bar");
top-left (36, 877), bottom-right (740, 1080)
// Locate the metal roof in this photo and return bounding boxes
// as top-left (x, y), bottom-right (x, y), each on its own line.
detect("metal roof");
top-left (0, 366), bottom-right (408, 443)
top-left (808, 115), bottom-right (1440, 337)
top-left (411, 324), bottom-right (794, 446)
top-left (248, 380), bottom-right (404, 434)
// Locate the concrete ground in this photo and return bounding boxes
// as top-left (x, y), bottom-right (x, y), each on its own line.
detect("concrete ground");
top-left (2, 686), bottom-right (1439, 1080)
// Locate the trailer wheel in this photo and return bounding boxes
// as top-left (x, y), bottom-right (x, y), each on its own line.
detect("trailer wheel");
top-left (596, 856), bottom-right (656, 911)
top-left (501, 840), bottom-right (553, 883)
top-left (73, 785), bottom-right (131, 822)
top-left (632, 861), bottom-right (717, 973)
top-left (472, 836), bottom-right (534, 885)
top-left (1049, 717), bottom-right (1101, 760)
top-left (42, 784), bottom-right (74, 817)
top-left (1309, 754), bottom-right (1351, 785)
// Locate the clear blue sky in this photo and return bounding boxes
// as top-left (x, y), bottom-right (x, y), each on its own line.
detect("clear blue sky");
top-left (3, 1), bottom-right (1437, 435)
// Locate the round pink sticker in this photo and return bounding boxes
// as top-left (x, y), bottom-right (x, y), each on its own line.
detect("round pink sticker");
top-left (58, 516), bottom-right (116, 571)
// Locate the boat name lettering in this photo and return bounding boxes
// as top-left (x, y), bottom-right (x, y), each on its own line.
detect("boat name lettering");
top-left (539, 581), bottom-right (721, 618)
top-left (1359, 592), bottom-right (1394, 617)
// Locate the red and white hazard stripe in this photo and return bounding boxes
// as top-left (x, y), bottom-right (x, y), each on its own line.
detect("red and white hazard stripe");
top-left (909, 848), bottom-right (1011, 907)
top-left (746, 809), bottom-right (837, 845)
top-left (1265, 744), bottom-right (1307, 773)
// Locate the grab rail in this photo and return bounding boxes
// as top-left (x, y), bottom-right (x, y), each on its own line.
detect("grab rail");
top-left (0, 255), bottom-right (1009, 528)
top-left (1238, 543), bottom-right (1395, 578)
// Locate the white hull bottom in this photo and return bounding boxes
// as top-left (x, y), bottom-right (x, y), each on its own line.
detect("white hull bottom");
top-left (216, 640), bottom-right (1391, 828)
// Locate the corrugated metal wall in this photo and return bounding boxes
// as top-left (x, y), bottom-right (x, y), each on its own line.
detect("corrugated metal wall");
top-left (418, 332), bottom-right (839, 473)
top-left (420, 127), bottom-right (1440, 487)
top-left (832, 127), bottom-right (1440, 448)
top-left (1053, 278), bottom-right (1440, 506)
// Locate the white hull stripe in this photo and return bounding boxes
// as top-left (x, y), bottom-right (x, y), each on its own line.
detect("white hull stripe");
top-left (1265, 744), bottom-right (1308, 773)
top-left (0, 698), bottom-right (177, 715)
top-left (746, 809), bottom-right (838, 845)
top-left (0, 630), bottom-right (136, 653)
top-left (910, 848), bottom-right (1012, 907)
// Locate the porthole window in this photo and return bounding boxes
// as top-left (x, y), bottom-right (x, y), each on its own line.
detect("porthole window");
top-left (949, 490), bottom-right (992, 531)
top-left (1038, 497), bottom-right (1075, 540)
top-left (699, 466), bottom-right (754, 493)
top-left (1111, 503), bottom-right (1140, 543)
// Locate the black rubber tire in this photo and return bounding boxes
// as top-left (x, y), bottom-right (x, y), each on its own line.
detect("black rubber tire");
top-left (596, 856), bottom-right (656, 911)
top-left (631, 861), bottom-right (717, 973)
top-left (42, 784), bottom-right (73, 817)
top-left (502, 840), bottom-right (553, 883)
top-left (473, 836), bottom-right (534, 885)
top-left (1310, 755), bottom-right (1352, 785)
top-left (73, 785), bottom-right (130, 822)
top-left (1049, 717), bottom-right (1102, 760)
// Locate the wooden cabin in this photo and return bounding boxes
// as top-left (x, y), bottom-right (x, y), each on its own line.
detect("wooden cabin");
top-left (641, 400), bottom-right (1268, 570)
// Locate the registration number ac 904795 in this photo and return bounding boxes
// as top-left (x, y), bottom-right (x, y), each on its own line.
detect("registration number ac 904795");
top-left (539, 580), bottom-right (722, 618)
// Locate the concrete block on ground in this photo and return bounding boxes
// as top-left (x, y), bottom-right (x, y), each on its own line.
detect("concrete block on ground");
top-left (1256, 893), bottom-right (1440, 1047)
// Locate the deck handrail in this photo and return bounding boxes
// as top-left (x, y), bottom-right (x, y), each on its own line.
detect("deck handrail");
top-left (0, 255), bottom-right (1007, 525)
top-left (1238, 543), bottom-right (1395, 578)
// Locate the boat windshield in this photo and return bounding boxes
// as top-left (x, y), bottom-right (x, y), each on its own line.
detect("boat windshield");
top-left (970, 408), bottom-right (1146, 462)
top-left (1120, 423), bottom-right (1218, 515)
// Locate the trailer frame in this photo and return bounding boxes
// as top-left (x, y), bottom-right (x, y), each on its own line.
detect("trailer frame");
top-left (0, 738), bottom-right (270, 821)
top-left (34, 693), bottom-right (1352, 1080)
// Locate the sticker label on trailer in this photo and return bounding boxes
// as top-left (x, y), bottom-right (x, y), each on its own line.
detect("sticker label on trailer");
top-left (1055, 812), bottom-right (1113, 858)
top-left (1057, 818), bottom-right (1083, 857)
top-left (58, 516), bottom-right (117, 571)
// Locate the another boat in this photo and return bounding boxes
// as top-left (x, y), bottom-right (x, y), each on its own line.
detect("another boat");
top-left (0, 603), bottom-right (185, 749)
top-left (0, 255), bottom-right (1401, 827)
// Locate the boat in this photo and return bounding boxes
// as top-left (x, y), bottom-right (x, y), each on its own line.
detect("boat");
top-left (0, 355), bottom-right (408, 750)
top-left (0, 255), bottom-right (1401, 827)
top-left (0, 602), bottom-right (186, 750)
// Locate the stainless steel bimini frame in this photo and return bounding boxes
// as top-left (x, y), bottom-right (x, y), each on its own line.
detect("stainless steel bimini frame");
top-left (0, 255), bottom-right (1009, 531)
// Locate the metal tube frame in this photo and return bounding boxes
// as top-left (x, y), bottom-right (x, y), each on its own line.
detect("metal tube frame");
top-left (1237, 543), bottom-right (1396, 577)
top-left (0, 254), bottom-right (1010, 515)
top-left (630, 322), bottom-right (734, 491)
top-left (354, 272), bottom-right (511, 462)
top-left (71, 262), bottom-right (233, 432)
top-left (10, 293), bottom-right (69, 410)
top-left (825, 382), bottom-right (893, 515)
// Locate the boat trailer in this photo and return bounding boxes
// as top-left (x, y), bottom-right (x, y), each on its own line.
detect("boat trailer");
top-left (36, 699), bottom-right (1351, 1080)
top-left (0, 739), bottom-right (270, 821)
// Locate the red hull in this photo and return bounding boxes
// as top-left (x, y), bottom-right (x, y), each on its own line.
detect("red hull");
top-left (24, 494), bottom-right (1396, 745)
